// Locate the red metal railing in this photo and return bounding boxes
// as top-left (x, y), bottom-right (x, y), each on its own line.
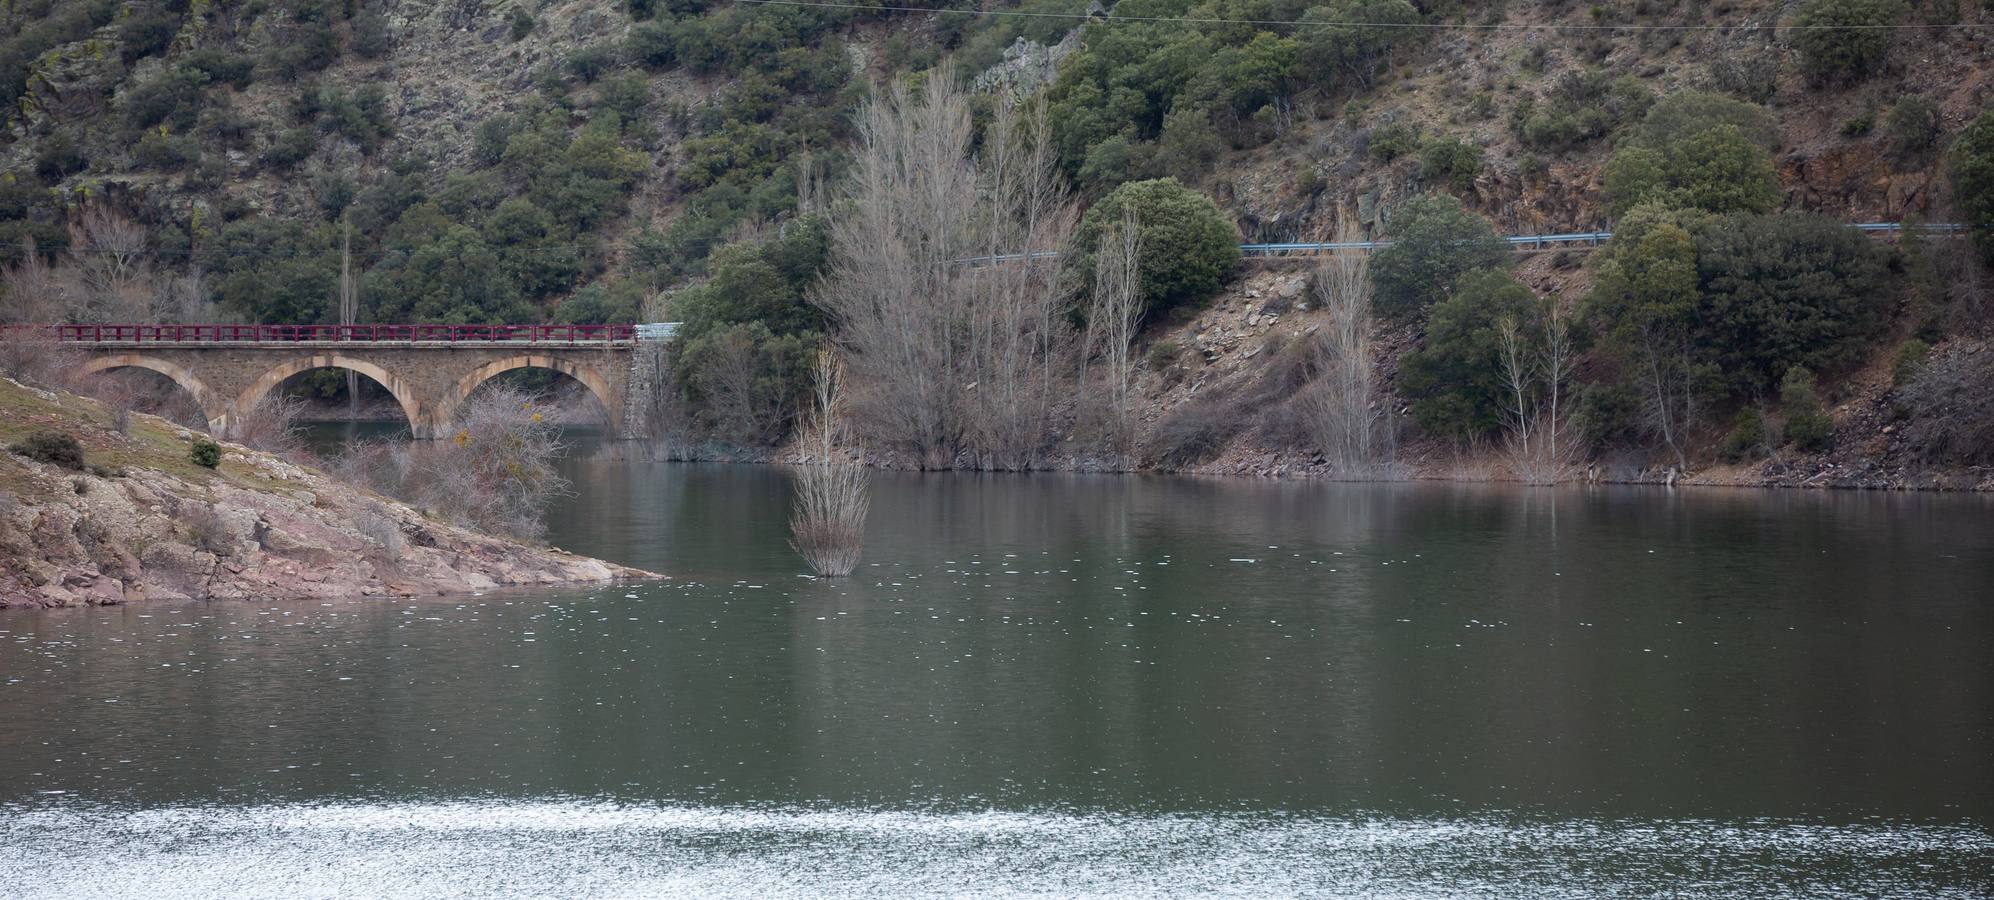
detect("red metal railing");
top-left (1, 324), bottom-right (637, 344)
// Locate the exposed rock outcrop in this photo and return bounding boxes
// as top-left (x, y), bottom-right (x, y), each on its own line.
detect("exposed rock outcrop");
top-left (0, 380), bottom-right (654, 609)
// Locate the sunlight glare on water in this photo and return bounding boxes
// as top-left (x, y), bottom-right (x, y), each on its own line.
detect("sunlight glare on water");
top-left (2, 801), bottom-right (1990, 898)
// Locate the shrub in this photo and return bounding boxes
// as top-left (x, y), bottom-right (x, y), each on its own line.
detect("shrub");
top-left (1958, 107), bottom-right (1994, 266)
top-left (1370, 193), bottom-right (1509, 323)
top-left (263, 19), bottom-right (343, 81)
top-left (1512, 71), bottom-right (1653, 152)
top-left (1841, 111), bottom-right (1876, 136)
top-left (1792, 0), bottom-right (1906, 84)
top-left (1573, 381), bottom-right (1641, 447)
top-left (1073, 178), bottom-right (1240, 319)
top-left (1695, 212), bottom-right (1889, 396)
top-left (1883, 95), bottom-right (1943, 162)
top-left (419, 385), bottom-right (571, 541)
top-left (1419, 138), bottom-right (1482, 192)
top-left (1604, 124), bottom-right (1781, 215)
top-left (1896, 341), bottom-right (1994, 465)
top-left (1147, 393), bottom-right (1237, 468)
top-left (189, 436), bottom-right (222, 468)
top-left (627, 21), bottom-right (677, 69)
top-left (1146, 338), bottom-right (1183, 370)
top-left (33, 132), bottom-right (85, 181)
top-left (10, 430), bottom-right (84, 469)
top-left (117, 6), bottom-right (181, 63)
top-left (1626, 91), bottom-right (1778, 151)
top-left (568, 44), bottom-right (617, 83)
top-left (1779, 366), bottom-right (1834, 451)
top-left (599, 71), bottom-right (652, 123)
top-left (1892, 339), bottom-right (1930, 387)
top-left (1398, 269), bottom-right (1547, 439)
top-left (323, 85), bottom-right (393, 151)
top-left (122, 67), bottom-right (209, 131)
top-left (263, 127), bottom-right (318, 168)
top-left (352, 12), bottom-right (392, 59)
top-left (1368, 121), bottom-right (1419, 162)
top-left (133, 131), bottom-right (197, 170)
top-left (508, 6), bottom-right (536, 41)
top-left (181, 48), bottom-right (256, 89)
top-left (1719, 407), bottom-right (1770, 461)
top-left (1297, 0), bottom-right (1420, 87)
top-left (1710, 44), bottom-right (1781, 105)
top-left (181, 501), bottom-right (232, 554)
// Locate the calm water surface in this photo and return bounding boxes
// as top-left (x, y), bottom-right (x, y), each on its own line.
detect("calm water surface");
top-left (3, 457), bottom-right (1992, 896)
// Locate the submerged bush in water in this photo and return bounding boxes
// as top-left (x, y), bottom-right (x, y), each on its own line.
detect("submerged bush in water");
top-left (790, 353), bottom-right (868, 577)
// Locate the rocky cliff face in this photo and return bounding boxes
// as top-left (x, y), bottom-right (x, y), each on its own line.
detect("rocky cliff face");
top-left (0, 379), bottom-right (653, 608)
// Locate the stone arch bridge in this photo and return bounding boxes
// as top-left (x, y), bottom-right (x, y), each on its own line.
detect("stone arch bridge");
top-left (46, 324), bottom-right (661, 440)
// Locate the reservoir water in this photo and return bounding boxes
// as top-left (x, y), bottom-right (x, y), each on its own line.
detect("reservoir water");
top-left (3, 458), bottom-right (1991, 896)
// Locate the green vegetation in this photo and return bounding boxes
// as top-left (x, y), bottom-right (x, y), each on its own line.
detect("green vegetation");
top-left (1883, 95), bottom-right (1942, 162)
top-left (1892, 339), bottom-right (1929, 387)
top-left (1719, 407), bottom-right (1770, 461)
top-left (1045, 0), bottom-right (1435, 193)
top-left (1399, 269), bottom-right (1547, 439)
top-left (1074, 178), bottom-right (1240, 318)
top-left (1418, 138), bottom-right (1482, 193)
top-left (1604, 124), bottom-right (1781, 215)
top-left (190, 437), bottom-right (222, 469)
top-left (1695, 213), bottom-right (1888, 396)
top-left (1954, 106), bottom-right (1994, 265)
top-left (1792, 0), bottom-right (1907, 84)
top-left (1369, 194), bottom-right (1508, 323)
top-left (9, 430), bottom-right (84, 470)
top-left (1510, 71), bottom-right (1652, 152)
top-left (1779, 367), bottom-right (1834, 451)
top-left (669, 219), bottom-right (831, 443)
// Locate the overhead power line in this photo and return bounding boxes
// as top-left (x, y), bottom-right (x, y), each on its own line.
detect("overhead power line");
top-left (725, 0), bottom-right (1994, 31)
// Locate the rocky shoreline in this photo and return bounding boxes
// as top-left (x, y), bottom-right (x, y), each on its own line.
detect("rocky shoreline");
top-left (0, 380), bottom-right (656, 609)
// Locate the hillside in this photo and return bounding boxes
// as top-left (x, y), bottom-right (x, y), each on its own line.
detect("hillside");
top-left (4, 0), bottom-right (1994, 483)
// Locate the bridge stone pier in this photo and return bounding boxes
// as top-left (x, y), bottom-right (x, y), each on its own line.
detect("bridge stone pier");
top-left (64, 328), bottom-right (648, 440)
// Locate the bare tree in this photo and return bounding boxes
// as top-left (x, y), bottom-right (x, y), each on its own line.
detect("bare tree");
top-left (339, 219), bottom-right (359, 416)
top-left (64, 207), bottom-right (154, 322)
top-left (7, 210), bottom-right (223, 325)
top-left (790, 350), bottom-right (869, 577)
top-left (0, 238), bottom-right (65, 324)
top-left (964, 93), bottom-right (1078, 470)
top-left (693, 327), bottom-right (785, 445)
top-left (1496, 309), bottom-right (1584, 485)
top-left (87, 374), bottom-right (137, 435)
top-left (1083, 204), bottom-right (1142, 465)
top-left (813, 75), bottom-right (1076, 470)
top-left (0, 325), bottom-right (79, 390)
top-left (1299, 219), bottom-right (1396, 478)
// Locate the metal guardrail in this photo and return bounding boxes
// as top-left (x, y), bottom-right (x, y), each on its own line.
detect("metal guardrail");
top-left (957, 222), bottom-right (1964, 263)
top-left (1240, 222), bottom-right (1962, 257)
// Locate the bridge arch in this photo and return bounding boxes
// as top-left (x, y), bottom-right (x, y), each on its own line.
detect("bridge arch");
top-left (236, 354), bottom-right (427, 438)
top-left (439, 354), bottom-right (621, 437)
top-left (77, 354), bottom-right (229, 432)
